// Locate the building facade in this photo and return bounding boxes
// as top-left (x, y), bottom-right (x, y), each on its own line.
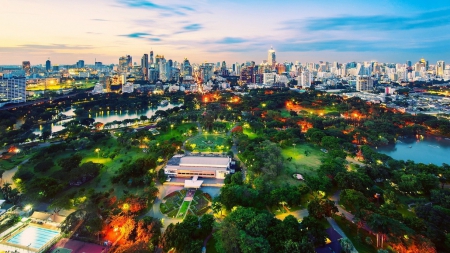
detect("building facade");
top-left (0, 77), bottom-right (26, 107)
top-left (356, 76), bottom-right (374, 91)
top-left (164, 155), bottom-right (231, 179)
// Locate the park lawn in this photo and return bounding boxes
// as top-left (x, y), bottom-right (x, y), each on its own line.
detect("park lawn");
top-left (156, 123), bottom-right (197, 143)
top-left (243, 128), bottom-right (258, 140)
top-left (178, 201), bottom-right (190, 218)
top-left (188, 134), bottom-right (230, 152)
top-left (282, 144), bottom-right (325, 173)
top-left (334, 216), bottom-right (377, 253)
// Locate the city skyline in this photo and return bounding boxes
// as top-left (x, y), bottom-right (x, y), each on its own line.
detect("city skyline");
top-left (1, 0), bottom-right (450, 65)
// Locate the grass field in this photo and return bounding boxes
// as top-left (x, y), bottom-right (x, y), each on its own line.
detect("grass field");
top-left (186, 134), bottom-right (230, 152)
top-left (243, 128), bottom-right (258, 140)
top-left (178, 201), bottom-right (191, 218)
top-left (274, 144), bottom-right (325, 186)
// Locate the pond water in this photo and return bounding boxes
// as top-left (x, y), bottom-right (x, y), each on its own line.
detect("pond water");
top-left (33, 103), bottom-right (180, 135)
top-left (376, 135), bottom-right (450, 166)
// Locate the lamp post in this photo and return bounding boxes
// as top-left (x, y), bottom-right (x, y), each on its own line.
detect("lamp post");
top-left (95, 148), bottom-right (100, 158)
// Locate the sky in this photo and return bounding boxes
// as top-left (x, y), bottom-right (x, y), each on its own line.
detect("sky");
top-left (1, 0), bottom-right (450, 65)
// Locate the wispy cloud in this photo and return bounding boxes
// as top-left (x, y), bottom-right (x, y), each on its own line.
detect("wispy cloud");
top-left (286, 8), bottom-right (450, 31)
top-left (19, 44), bottom-right (94, 50)
top-left (118, 0), bottom-right (194, 16)
top-left (216, 37), bottom-right (248, 44)
top-left (182, 24), bottom-right (202, 32)
top-left (91, 18), bottom-right (109, 22)
top-left (120, 32), bottom-right (152, 38)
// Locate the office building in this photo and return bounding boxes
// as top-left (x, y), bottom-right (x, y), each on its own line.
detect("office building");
top-left (76, 60), bottom-right (85, 68)
top-left (437, 61), bottom-right (445, 77)
top-left (0, 77), bottom-right (26, 107)
top-left (356, 76), bottom-right (373, 91)
top-left (141, 54), bottom-right (149, 81)
top-left (150, 51), bottom-right (154, 65)
top-left (45, 59), bottom-right (51, 72)
top-left (268, 47), bottom-right (276, 66)
top-left (22, 61), bottom-right (31, 75)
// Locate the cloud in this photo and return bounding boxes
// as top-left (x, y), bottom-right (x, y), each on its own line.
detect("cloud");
top-left (18, 44), bottom-right (94, 50)
top-left (149, 38), bottom-right (161, 41)
top-left (91, 18), bottom-right (109, 22)
top-left (118, 0), bottom-right (194, 15)
top-left (216, 37), bottom-right (248, 44)
top-left (182, 24), bottom-right (202, 31)
top-left (120, 32), bottom-right (152, 38)
top-left (287, 8), bottom-right (450, 32)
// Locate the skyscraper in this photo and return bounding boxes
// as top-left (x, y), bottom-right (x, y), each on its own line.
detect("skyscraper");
top-left (182, 58), bottom-right (192, 77)
top-left (77, 60), bottom-right (85, 68)
top-left (141, 54), bottom-right (149, 81)
top-left (0, 77), bottom-right (26, 106)
top-left (268, 47), bottom-right (276, 66)
top-left (150, 51), bottom-right (154, 65)
top-left (22, 61), bottom-right (31, 75)
top-left (45, 59), bottom-right (51, 72)
top-left (437, 61), bottom-right (445, 77)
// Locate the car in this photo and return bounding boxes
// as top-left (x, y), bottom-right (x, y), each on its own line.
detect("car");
top-left (166, 177), bottom-right (172, 182)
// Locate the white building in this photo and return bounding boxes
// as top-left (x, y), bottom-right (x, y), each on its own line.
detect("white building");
top-left (298, 70), bottom-right (312, 88)
top-left (164, 155), bottom-right (231, 179)
top-left (263, 73), bottom-right (276, 85)
top-left (0, 77), bottom-right (26, 107)
top-left (122, 82), bottom-right (134, 93)
top-left (356, 76), bottom-right (373, 91)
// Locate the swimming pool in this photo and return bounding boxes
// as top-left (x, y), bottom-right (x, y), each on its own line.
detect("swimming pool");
top-left (8, 226), bottom-right (60, 249)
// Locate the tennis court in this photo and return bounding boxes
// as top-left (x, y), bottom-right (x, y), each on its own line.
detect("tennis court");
top-left (7, 226), bottom-right (59, 249)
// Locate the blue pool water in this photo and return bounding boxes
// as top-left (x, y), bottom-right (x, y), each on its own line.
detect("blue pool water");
top-left (8, 226), bottom-right (59, 249)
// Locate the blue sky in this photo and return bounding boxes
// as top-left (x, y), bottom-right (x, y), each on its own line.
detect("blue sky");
top-left (1, 0), bottom-right (449, 65)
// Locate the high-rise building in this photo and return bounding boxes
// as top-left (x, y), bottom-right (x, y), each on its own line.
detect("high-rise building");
top-left (268, 47), bottom-right (276, 66)
top-left (141, 54), bottom-right (149, 81)
top-left (356, 76), bottom-right (373, 91)
top-left (77, 60), bottom-right (85, 68)
top-left (45, 59), bottom-right (52, 72)
top-left (0, 77), bottom-right (26, 106)
top-left (22, 61), bottom-right (31, 75)
top-left (150, 51), bottom-right (154, 65)
top-left (299, 70), bottom-right (312, 88)
top-left (182, 58), bottom-right (192, 77)
top-left (436, 61), bottom-right (445, 77)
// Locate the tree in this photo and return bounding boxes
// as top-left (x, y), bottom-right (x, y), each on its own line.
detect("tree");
top-left (41, 130), bottom-right (51, 142)
top-left (301, 216), bottom-right (327, 246)
top-left (339, 189), bottom-right (370, 214)
top-left (307, 199), bottom-right (338, 219)
top-left (58, 154), bottom-right (82, 172)
top-left (255, 140), bottom-right (284, 177)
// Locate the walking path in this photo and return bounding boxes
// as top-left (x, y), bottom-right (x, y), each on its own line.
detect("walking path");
top-left (2, 158), bottom-right (29, 188)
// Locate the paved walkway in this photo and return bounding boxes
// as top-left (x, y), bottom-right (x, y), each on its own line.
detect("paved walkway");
top-left (329, 190), bottom-right (372, 233)
top-left (275, 208), bottom-right (309, 221)
top-left (2, 158), bottom-right (29, 188)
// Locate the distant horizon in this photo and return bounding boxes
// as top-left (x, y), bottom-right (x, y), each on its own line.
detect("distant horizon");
top-left (1, 0), bottom-right (450, 65)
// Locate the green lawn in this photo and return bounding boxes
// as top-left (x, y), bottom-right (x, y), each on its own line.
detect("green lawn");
top-left (178, 201), bottom-right (191, 218)
top-left (186, 134), bottom-right (230, 152)
top-left (156, 123), bottom-right (197, 142)
top-left (243, 128), bottom-right (258, 140)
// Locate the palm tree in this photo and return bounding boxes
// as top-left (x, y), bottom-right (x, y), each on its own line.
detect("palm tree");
top-left (279, 201), bottom-right (288, 212)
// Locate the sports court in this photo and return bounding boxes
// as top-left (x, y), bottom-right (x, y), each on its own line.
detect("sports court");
top-left (50, 238), bottom-right (107, 253)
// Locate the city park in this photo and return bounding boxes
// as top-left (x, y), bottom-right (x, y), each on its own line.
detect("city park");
top-left (0, 89), bottom-right (449, 252)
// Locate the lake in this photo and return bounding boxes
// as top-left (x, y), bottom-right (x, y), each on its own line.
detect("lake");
top-left (377, 135), bottom-right (450, 166)
top-left (33, 103), bottom-right (180, 135)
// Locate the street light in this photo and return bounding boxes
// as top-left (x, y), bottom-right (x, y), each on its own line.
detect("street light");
top-left (95, 148), bottom-right (100, 158)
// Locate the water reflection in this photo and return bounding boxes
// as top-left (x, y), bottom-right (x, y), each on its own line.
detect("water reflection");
top-left (377, 135), bottom-right (450, 166)
top-left (33, 103), bottom-right (180, 135)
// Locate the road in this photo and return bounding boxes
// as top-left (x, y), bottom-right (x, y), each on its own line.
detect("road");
top-left (145, 184), bottom-right (183, 231)
top-left (329, 190), bottom-right (372, 233)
